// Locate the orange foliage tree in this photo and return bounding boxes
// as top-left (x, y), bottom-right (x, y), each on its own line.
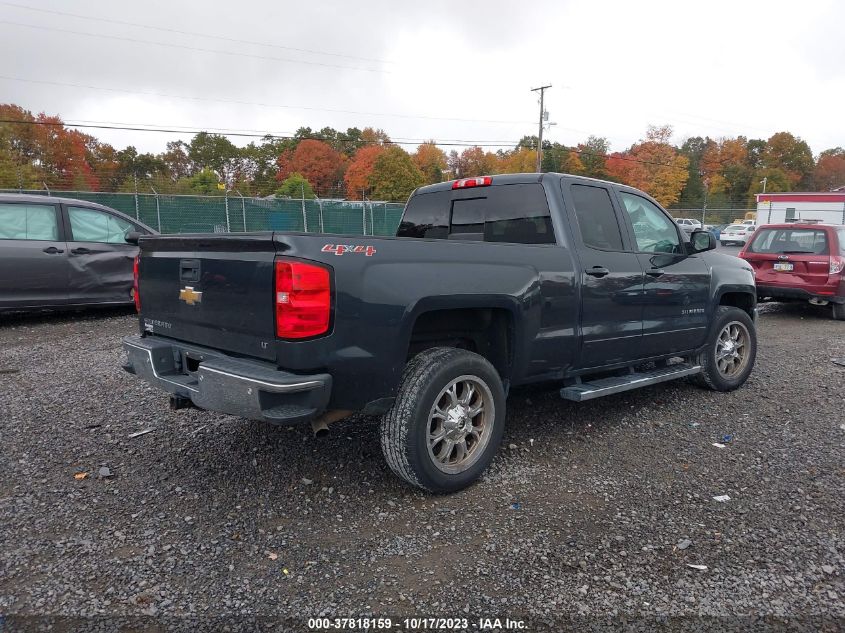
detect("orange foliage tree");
top-left (813, 149), bottom-right (845, 191)
top-left (344, 145), bottom-right (387, 199)
top-left (499, 148), bottom-right (536, 173)
top-left (453, 146), bottom-right (500, 178)
top-left (412, 141), bottom-right (448, 184)
top-left (605, 126), bottom-right (689, 207)
top-left (277, 139), bottom-right (346, 196)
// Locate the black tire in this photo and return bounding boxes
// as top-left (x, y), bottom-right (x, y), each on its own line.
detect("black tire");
top-left (380, 347), bottom-right (506, 493)
top-left (833, 302), bottom-right (845, 321)
top-left (692, 306), bottom-right (757, 391)
top-left (720, 241), bottom-right (729, 247)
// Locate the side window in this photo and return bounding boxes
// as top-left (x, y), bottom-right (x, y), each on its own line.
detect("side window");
top-left (0, 203), bottom-right (59, 241)
top-left (68, 207), bottom-right (136, 244)
top-left (396, 184), bottom-right (555, 245)
top-left (450, 184), bottom-right (555, 244)
top-left (569, 184), bottom-right (624, 250)
top-left (396, 191), bottom-right (450, 239)
top-left (618, 192), bottom-right (682, 254)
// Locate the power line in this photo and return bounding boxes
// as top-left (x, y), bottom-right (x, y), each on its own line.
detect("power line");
top-left (0, 20), bottom-right (387, 74)
top-left (0, 117), bottom-right (686, 167)
top-left (0, 75), bottom-right (535, 125)
top-left (0, 118), bottom-right (521, 148)
top-left (60, 118), bottom-right (521, 145)
top-left (0, 1), bottom-right (394, 66)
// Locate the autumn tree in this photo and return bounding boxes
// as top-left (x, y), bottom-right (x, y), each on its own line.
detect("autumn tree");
top-left (276, 139), bottom-right (346, 196)
top-left (576, 136), bottom-right (610, 180)
top-left (762, 132), bottom-right (814, 188)
top-left (344, 145), bottom-right (386, 199)
top-left (747, 168), bottom-right (792, 196)
top-left (677, 136), bottom-right (709, 206)
top-left (698, 137), bottom-right (754, 206)
top-left (360, 127), bottom-right (392, 145)
top-left (813, 148), bottom-right (845, 191)
top-left (604, 126), bottom-right (689, 207)
top-left (499, 147), bottom-right (536, 173)
top-left (369, 146), bottom-right (424, 201)
top-left (452, 146), bottom-right (500, 178)
top-left (541, 143), bottom-right (584, 174)
top-left (276, 172), bottom-right (315, 199)
top-left (412, 141), bottom-right (448, 184)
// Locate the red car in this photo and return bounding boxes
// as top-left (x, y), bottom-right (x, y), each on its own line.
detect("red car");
top-left (739, 223), bottom-right (845, 320)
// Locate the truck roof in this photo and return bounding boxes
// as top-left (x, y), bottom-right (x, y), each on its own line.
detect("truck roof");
top-left (414, 172), bottom-right (627, 195)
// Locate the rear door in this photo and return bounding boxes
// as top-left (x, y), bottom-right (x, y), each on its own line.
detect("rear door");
top-left (615, 190), bottom-right (710, 355)
top-left (561, 180), bottom-right (644, 368)
top-left (63, 205), bottom-right (144, 304)
top-left (0, 201), bottom-right (69, 309)
top-left (745, 227), bottom-right (832, 291)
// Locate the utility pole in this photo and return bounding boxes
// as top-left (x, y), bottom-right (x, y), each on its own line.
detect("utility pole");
top-left (531, 84), bottom-right (552, 172)
top-left (760, 177), bottom-right (767, 194)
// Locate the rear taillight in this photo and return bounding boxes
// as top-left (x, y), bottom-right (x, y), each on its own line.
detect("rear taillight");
top-left (831, 256), bottom-right (845, 275)
top-left (274, 259), bottom-right (331, 339)
top-left (452, 176), bottom-right (492, 189)
top-left (133, 255), bottom-right (141, 312)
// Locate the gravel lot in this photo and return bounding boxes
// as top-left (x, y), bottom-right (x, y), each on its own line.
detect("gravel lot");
top-left (1, 301), bottom-right (843, 632)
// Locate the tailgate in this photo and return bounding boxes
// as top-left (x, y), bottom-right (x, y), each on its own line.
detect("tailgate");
top-left (137, 233), bottom-right (278, 360)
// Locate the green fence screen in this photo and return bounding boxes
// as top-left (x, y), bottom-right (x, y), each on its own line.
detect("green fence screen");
top-left (1, 190), bottom-right (406, 236)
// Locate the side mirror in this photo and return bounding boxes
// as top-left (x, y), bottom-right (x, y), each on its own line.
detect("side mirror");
top-left (690, 229), bottom-right (716, 253)
top-left (125, 231), bottom-right (142, 245)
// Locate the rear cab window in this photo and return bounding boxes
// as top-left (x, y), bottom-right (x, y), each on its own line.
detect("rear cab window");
top-left (749, 228), bottom-right (829, 255)
top-left (568, 184), bottom-right (624, 251)
top-left (0, 203), bottom-right (60, 241)
top-left (397, 183), bottom-right (556, 245)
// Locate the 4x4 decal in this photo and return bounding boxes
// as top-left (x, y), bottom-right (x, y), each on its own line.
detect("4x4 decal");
top-left (322, 244), bottom-right (377, 257)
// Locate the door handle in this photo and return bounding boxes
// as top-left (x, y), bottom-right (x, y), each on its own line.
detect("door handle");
top-left (42, 246), bottom-right (65, 254)
top-left (585, 266), bottom-right (610, 278)
top-left (71, 247), bottom-right (92, 255)
top-left (646, 268), bottom-right (665, 277)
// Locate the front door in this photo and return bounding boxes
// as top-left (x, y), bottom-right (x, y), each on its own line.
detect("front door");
top-left (64, 205), bottom-right (140, 305)
top-left (615, 190), bottom-right (710, 355)
top-left (562, 181), bottom-right (644, 369)
top-left (0, 201), bottom-right (69, 309)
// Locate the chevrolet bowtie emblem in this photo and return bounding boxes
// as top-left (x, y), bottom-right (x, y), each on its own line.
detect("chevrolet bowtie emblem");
top-left (179, 286), bottom-right (202, 305)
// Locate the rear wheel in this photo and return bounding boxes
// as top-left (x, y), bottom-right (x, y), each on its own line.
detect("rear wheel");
top-left (833, 302), bottom-right (845, 321)
top-left (693, 306), bottom-right (757, 391)
top-left (380, 347), bottom-right (506, 493)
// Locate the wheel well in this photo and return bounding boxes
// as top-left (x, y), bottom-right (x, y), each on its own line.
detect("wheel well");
top-left (408, 308), bottom-right (513, 379)
top-left (719, 292), bottom-right (755, 318)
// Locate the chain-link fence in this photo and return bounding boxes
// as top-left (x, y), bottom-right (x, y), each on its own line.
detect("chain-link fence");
top-left (1, 189), bottom-right (406, 236)
top-left (669, 208), bottom-right (758, 225)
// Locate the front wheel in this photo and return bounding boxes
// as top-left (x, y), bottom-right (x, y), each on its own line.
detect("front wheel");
top-left (692, 306), bottom-right (757, 391)
top-left (833, 302), bottom-right (845, 321)
top-left (380, 347), bottom-right (506, 493)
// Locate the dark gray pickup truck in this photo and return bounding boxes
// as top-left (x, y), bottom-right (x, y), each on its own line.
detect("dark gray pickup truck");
top-left (123, 173), bottom-right (757, 492)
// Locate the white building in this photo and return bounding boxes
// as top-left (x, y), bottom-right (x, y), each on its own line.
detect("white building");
top-left (756, 192), bottom-right (845, 226)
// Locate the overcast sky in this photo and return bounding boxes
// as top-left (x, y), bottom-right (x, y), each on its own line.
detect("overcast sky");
top-left (1, 0), bottom-right (842, 156)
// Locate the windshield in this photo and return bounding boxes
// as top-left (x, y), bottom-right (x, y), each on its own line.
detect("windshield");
top-left (749, 228), bottom-right (829, 254)
top-left (725, 225), bottom-right (746, 231)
